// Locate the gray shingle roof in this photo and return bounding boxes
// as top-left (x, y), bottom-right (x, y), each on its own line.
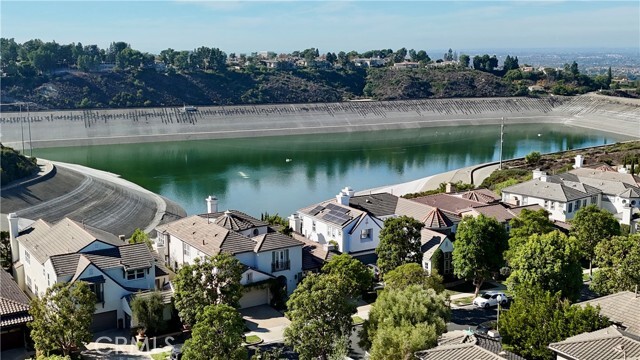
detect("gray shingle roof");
top-left (549, 326), bottom-right (640, 360)
top-left (349, 193), bottom-right (399, 217)
top-left (0, 270), bottom-right (32, 327)
top-left (502, 177), bottom-right (597, 202)
top-left (50, 243), bottom-right (155, 277)
top-left (577, 291), bottom-right (640, 335)
top-left (416, 333), bottom-right (525, 360)
top-left (18, 217), bottom-right (124, 264)
top-left (421, 229), bottom-right (448, 259)
top-left (253, 232), bottom-right (303, 252)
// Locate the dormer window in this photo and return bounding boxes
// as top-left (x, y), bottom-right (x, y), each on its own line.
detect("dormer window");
top-left (126, 269), bottom-right (145, 280)
top-left (253, 229), bottom-right (259, 236)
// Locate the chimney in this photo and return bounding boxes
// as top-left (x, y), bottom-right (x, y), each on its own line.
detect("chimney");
top-left (288, 214), bottom-right (301, 233)
top-left (7, 213), bottom-right (20, 263)
top-left (337, 187), bottom-right (352, 206)
top-left (540, 173), bottom-right (548, 182)
top-left (533, 169), bottom-right (544, 180)
top-left (622, 204), bottom-right (632, 225)
top-left (574, 155), bottom-right (584, 169)
top-left (206, 195), bottom-right (218, 213)
top-left (445, 182), bottom-right (456, 194)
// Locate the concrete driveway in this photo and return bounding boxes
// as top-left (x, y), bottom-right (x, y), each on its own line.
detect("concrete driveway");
top-left (241, 305), bottom-right (291, 344)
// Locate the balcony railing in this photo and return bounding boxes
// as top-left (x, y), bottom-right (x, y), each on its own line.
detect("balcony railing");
top-left (271, 260), bottom-right (290, 272)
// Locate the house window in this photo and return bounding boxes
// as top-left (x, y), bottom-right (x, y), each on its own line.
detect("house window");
top-left (272, 249), bottom-right (290, 272)
top-left (550, 202), bottom-right (555, 210)
top-left (26, 276), bottom-right (32, 289)
top-left (443, 252), bottom-right (452, 275)
top-left (575, 200), bottom-right (581, 211)
top-left (591, 195), bottom-right (598, 204)
top-left (312, 221), bottom-right (316, 232)
top-left (126, 269), bottom-right (145, 280)
top-left (582, 199), bottom-right (587, 208)
top-left (24, 251), bottom-right (30, 265)
top-left (544, 200), bottom-right (549, 209)
top-left (568, 203), bottom-right (573, 213)
top-left (34, 284), bottom-right (39, 295)
top-left (88, 283), bottom-right (105, 303)
top-left (360, 229), bottom-right (372, 241)
top-left (183, 242), bottom-right (190, 257)
top-left (246, 272), bottom-right (253, 283)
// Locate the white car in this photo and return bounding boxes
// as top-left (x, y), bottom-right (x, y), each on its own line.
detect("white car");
top-left (473, 291), bottom-right (508, 308)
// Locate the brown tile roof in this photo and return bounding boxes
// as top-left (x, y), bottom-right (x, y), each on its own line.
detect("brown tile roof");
top-left (253, 232), bottom-right (303, 252)
top-left (549, 326), bottom-right (640, 360)
top-left (459, 189), bottom-right (501, 204)
top-left (410, 193), bottom-right (484, 215)
top-left (423, 208), bottom-right (455, 229)
top-left (577, 291), bottom-right (640, 335)
top-left (0, 270), bottom-right (32, 327)
top-left (292, 232), bottom-right (339, 271)
top-left (50, 243), bottom-right (155, 277)
top-left (466, 204), bottom-right (516, 223)
top-left (199, 210), bottom-right (267, 231)
top-left (395, 197), bottom-right (435, 221)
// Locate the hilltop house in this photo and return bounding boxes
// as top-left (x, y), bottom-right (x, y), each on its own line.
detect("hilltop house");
top-left (154, 197), bottom-right (303, 308)
top-left (7, 214), bottom-right (167, 332)
top-left (501, 156), bottom-right (640, 229)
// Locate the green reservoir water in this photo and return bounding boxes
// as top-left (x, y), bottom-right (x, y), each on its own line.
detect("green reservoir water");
top-left (33, 124), bottom-right (631, 217)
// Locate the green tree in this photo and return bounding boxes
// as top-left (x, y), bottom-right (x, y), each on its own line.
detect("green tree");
top-left (570, 205), bottom-right (620, 276)
top-left (376, 216), bottom-right (424, 275)
top-left (182, 304), bottom-right (246, 360)
top-left (284, 273), bottom-right (356, 360)
top-left (500, 286), bottom-right (609, 360)
top-left (383, 263), bottom-right (444, 294)
top-left (360, 285), bottom-right (449, 357)
top-left (458, 54), bottom-right (470, 68)
top-left (29, 282), bottom-right (96, 356)
top-left (507, 231), bottom-right (583, 301)
top-left (173, 253), bottom-right (244, 326)
top-left (130, 291), bottom-right (165, 335)
top-left (129, 228), bottom-right (152, 249)
top-left (322, 253), bottom-right (373, 297)
top-left (0, 231), bottom-right (11, 269)
top-left (525, 151), bottom-right (541, 165)
top-left (503, 55), bottom-right (519, 71)
top-left (452, 214), bottom-right (508, 297)
top-left (591, 234), bottom-right (640, 295)
top-left (505, 209), bottom-right (554, 262)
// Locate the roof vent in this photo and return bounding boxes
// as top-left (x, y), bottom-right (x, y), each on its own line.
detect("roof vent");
top-left (224, 210), bottom-right (232, 217)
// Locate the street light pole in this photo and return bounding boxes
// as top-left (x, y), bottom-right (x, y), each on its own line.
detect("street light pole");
top-left (27, 103), bottom-right (33, 157)
top-left (496, 294), bottom-right (503, 332)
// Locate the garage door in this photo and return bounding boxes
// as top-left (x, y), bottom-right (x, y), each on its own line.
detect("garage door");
top-left (91, 310), bottom-right (117, 332)
top-left (1, 327), bottom-right (25, 350)
top-left (239, 288), bottom-right (269, 309)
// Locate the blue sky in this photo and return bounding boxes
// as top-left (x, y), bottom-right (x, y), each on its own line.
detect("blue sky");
top-left (2, 1), bottom-right (639, 54)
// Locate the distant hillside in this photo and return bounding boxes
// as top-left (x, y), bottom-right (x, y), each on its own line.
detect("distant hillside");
top-left (0, 145), bottom-right (38, 186)
top-left (1, 67), bottom-right (519, 110)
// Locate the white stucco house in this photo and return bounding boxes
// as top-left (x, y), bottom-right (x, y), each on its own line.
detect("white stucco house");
top-left (501, 157), bottom-right (640, 230)
top-left (420, 229), bottom-right (454, 276)
top-left (7, 214), bottom-right (168, 332)
top-left (154, 198), bottom-right (304, 309)
top-left (290, 187), bottom-right (461, 264)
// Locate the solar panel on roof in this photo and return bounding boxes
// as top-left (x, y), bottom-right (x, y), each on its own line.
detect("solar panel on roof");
top-left (326, 203), bottom-right (348, 213)
top-left (309, 205), bottom-right (324, 216)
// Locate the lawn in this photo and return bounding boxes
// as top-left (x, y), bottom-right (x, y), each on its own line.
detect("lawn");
top-left (151, 351), bottom-right (170, 360)
top-left (352, 316), bottom-right (365, 325)
top-left (452, 296), bottom-right (475, 306)
top-left (244, 335), bottom-right (262, 345)
top-left (446, 281), bottom-right (496, 295)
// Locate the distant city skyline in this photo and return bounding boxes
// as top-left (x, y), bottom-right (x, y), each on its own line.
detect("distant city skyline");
top-left (2, 1), bottom-right (639, 55)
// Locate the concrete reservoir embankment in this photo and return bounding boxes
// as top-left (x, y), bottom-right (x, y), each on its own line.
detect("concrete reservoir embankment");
top-left (1, 94), bottom-right (638, 149)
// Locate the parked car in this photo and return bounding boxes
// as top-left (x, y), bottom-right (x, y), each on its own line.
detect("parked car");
top-left (171, 344), bottom-right (183, 360)
top-left (472, 291), bottom-right (509, 309)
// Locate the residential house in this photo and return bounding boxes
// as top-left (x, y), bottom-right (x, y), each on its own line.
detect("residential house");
top-left (502, 157), bottom-right (640, 228)
top-left (155, 198), bottom-right (303, 308)
top-left (415, 330), bottom-right (525, 360)
top-left (1, 269), bottom-right (32, 350)
top-left (7, 214), bottom-right (165, 332)
top-left (548, 326), bottom-right (640, 360)
top-left (352, 58), bottom-right (386, 68)
top-left (576, 291), bottom-right (640, 336)
top-left (393, 61), bottom-right (420, 69)
top-left (420, 229), bottom-right (453, 276)
top-left (291, 187), bottom-right (461, 264)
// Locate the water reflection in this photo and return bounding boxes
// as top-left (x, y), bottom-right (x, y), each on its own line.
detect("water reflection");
top-left (34, 124), bottom-right (628, 217)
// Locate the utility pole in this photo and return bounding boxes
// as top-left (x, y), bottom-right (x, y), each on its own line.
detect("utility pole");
top-left (499, 117), bottom-right (504, 170)
top-left (27, 103), bottom-right (33, 157)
